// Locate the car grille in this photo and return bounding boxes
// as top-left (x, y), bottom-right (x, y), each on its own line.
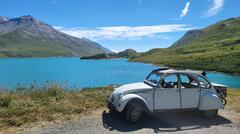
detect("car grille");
top-left (111, 96), bottom-right (115, 102)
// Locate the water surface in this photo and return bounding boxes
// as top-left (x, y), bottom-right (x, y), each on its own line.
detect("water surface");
top-left (0, 58), bottom-right (239, 89)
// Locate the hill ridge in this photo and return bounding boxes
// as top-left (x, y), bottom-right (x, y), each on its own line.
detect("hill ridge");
top-left (131, 17), bottom-right (240, 74)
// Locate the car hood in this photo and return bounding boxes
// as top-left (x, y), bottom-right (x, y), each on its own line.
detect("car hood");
top-left (113, 82), bottom-right (153, 95)
top-left (212, 82), bottom-right (227, 88)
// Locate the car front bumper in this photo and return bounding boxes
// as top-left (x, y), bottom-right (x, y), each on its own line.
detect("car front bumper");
top-left (106, 96), bottom-right (116, 111)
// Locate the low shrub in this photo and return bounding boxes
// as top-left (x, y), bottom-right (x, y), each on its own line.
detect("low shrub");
top-left (0, 96), bottom-right (11, 107)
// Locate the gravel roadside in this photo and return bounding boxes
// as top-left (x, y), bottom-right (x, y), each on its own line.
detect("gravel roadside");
top-left (21, 109), bottom-right (240, 134)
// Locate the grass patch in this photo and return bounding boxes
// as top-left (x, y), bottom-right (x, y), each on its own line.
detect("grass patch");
top-left (0, 85), bottom-right (113, 131)
top-left (0, 85), bottom-right (239, 131)
top-left (226, 89), bottom-right (240, 112)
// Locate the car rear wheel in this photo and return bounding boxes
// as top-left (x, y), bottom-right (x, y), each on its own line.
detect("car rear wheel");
top-left (203, 109), bottom-right (218, 118)
top-left (126, 103), bottom-right (143, 123)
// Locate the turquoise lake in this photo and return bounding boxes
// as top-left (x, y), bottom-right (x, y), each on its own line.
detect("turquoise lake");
top-left (0, 58), bottom-right (240, 89)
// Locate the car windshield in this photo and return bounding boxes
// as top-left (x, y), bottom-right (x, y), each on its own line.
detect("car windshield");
top-left (145, 71), bottom-right (162, 87)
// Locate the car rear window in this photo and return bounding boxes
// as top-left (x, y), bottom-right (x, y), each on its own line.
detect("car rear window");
top-left (180, 74), bottom-right (199, 89)
top-left (160, 74), bottom-right (178, 89)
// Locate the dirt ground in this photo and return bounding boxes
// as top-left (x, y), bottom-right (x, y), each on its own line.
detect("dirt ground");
top-left (19, 109), bottom-right (240, 134)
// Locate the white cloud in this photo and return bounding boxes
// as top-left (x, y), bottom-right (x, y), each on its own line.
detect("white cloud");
top-left (180, 2), bottom-right (190, 18)
top-left (54, 24), bottom-right (195, 40)
top-left (204, 0), bottom-right (224, 17)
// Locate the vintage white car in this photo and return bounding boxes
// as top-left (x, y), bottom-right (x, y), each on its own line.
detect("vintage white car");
top-left (107, 68), bottom-right (227, 123)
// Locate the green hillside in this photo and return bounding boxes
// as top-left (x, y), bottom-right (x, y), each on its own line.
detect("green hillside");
top-left (117, 49), bottom-right (140, 58)
top-left (131, 17), bottom-right (240, 74)
top-left (81, 49), bottom-right (140, 59)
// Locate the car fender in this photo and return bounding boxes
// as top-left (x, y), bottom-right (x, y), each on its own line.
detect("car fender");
top-left (115, 94), bottom-right (151, 112)
top-left (199, 90), bottom-right (224, 110)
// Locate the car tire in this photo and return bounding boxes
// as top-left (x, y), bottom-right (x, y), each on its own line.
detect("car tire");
top-left (203, 109), bottom-right (218, 118)
top-left (126, 103), bottom-right (143, 123)
top-left (109, 107), bottom-right (117, 114)
top-left (108, 102), bottom-right (117, 114)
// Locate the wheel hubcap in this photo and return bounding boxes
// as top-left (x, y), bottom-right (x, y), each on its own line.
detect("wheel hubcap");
top-left (131, 107), bottom-right (142, 121)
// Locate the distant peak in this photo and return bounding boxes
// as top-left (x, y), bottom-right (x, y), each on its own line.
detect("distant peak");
top-left (8, 15), bottom-right (43, 26)
top-left (20, 15), bottom-right (34, 19)
top-left (10, 15), bottom-right (35, 21)
top-left (19, 15), bottom-right (36, 21)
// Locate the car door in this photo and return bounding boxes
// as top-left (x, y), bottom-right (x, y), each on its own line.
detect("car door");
top-left (179, 74), bottom-right (200, 108)
top-left (154, 73), bottom-right (181, 110)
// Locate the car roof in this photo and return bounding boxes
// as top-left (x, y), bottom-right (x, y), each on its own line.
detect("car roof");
top-left (153, 68), bottom-right (205, 76)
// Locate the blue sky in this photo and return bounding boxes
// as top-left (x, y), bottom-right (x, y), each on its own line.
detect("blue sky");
top-left (0, 0), bottom-right (239, 52)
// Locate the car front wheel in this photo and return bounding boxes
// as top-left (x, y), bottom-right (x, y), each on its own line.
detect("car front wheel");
top-left (203, 109), bottom-right (218, 118)
top-left (126, 103), bottom-right (143, 123)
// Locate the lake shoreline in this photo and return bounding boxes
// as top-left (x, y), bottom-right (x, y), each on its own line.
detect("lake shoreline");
top-left (0, 56), bottom-right (239, 76)
top-left (1, 56), bottom-right (238, 76)
top-left (0, 58), bottom-right (240, 88)
top-left (128, 60), bottom-right (240, 76)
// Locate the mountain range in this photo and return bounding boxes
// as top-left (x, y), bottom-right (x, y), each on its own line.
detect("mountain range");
top-left (1, 15), bottom-right (239, 74)
top-left (131, 17), bottom-right (240, 74)
top-left (0, 15), bottom-right (111, 57)
top-left (80, 49), bottom-right (140, 59)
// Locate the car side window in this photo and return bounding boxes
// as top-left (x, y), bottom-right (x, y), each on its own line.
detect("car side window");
top-left (197, 76), bottom-right (211, 89)
top-left (180, 74), bottom-right (199, 89)
top-left (161, 74), bottom-right (178, 89)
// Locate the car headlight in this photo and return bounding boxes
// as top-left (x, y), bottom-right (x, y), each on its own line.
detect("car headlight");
top-left (118, 93), bottom-right (124, 99)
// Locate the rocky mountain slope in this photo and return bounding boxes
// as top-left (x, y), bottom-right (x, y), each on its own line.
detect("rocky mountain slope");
top-left (0, 15), bottom-right (111, 57)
